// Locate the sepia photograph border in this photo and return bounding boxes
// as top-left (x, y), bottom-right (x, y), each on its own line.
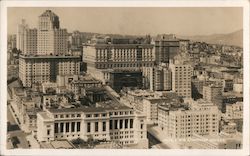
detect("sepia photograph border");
top-left (0, 0), bottom-right (249, 156)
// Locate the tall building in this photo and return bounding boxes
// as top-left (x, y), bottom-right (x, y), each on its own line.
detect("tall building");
top-left (37, 10), bottom-right (68, 55)
top-left (37, 106), bottom-right (148, 148)
top-left (142, 64), bottom-right (171, 91)
top-left (19, 55), bottom-right (81, 87)
top-left (17, 19), bottom-right (28, 52)
top-left (154, 34), bottom-right (180, 65)
top-left (17, 19), bottom-right (38, 55)
top-left (169, 61), bottom-right (193, 98)
top-left (158, 99), bottom-right (221, 138)
top-left (23, 29), bottom-right (37, 55)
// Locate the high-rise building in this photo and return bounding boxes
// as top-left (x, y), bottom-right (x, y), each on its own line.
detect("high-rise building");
top-left (17, 19), bottom-right (38, 55)
top-left (17, 19), bottom-right (28, 52)
top-left (169, 61), bottom-right (193, 98)
top-left (37, 10), bottom-right (68, 55)
top-left (19, 55), bottom-right (81, 87)
top-left (142, 64), bottom-right (171, 91)
top-left (23, 29), bottom-right (37, 55)
top-left (154, 34), bottom-right (180, 65)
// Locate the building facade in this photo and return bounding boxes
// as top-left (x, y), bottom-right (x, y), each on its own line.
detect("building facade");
top-left (19, 55), bottom-right (81, 87)
top-left (169, 62), bottom-right (193, 98)
top-left (154, 34), bottom-right (180, 64)
top-left (83, 43), bottom-right (155, 71)
top-left (17, 19), bottom-right (28, 52)
top-left (225, 102), bottom-right (243, 119)
top-left (158, 100), bottom-right (221, 138)
top-left (23, 28), bottom-right (37, 55)
top-left (37, 10), bottom-right (68, 55)
top-left (142, 64), bottom-right (171, 91)
top-left (37, 106), bottom-right (148, 148)
top-left (203, 84), bottom-right (223, 110)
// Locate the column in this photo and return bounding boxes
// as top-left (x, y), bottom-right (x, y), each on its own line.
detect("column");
top-left (63, 122), bottom-right (66, 134)
top-left (69, 122), bottom-right (71, 133)
top-left (75, 121), bottom-right (77, 133)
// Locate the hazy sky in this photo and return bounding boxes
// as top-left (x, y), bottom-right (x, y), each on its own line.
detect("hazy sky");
top-left (8, 7), bottom-right (243, 36)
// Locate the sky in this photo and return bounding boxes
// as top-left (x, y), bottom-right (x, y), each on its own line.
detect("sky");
top-left (8, 7), bottom-right (243, 36)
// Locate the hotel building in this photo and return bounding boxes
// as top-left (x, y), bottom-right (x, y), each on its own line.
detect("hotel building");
top-left (19, 55), bottom-right (81, 87)
top-left (37, 106), bottom-right (148, 148)
top-left (158, 100), bottom-right (221, 138)
top-left (37, 10), bottom-right (68, 55)
top-left (83, 40), bottom-right (155, 83)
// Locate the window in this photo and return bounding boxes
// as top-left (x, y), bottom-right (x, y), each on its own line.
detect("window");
top-left (102, 114), bottom-right (106, 117)
top-left (77, 114), bottom-right (81, 117)
top-left (130, 119), bottom-right (133, 129)
top-left (110, 120), bottom-right (113, 129)
top-left (95, 122), bottom-right (99, 132)
top-left (66, 122), bottom-right (69, 132)
top-left (114, 120), bottom-right (118, 129)
top-left (86, 114), bottom-right (91, 118)
top-left (47, 130), bottom-right (50, 135)
top-left (125, 119), bottom-right (128, 129)
top-left (54, 123), bottom-right (58, 133)
top-left (103, 122), bottom-right (106, 132)
top-left (60, 123), bottom-right (64, 133)
top-left (77, 122), bottom-right (81, 132)
top-left (141, 124), bottom-right (143, 129)
top-left (120, 120), bottom-right (123, 129)
top-left (94, 114), bottom-right (99, 117)
top-left (87, 122), bottom-right (91, 133)
top-left (71, 122), bottom-right (75, 132)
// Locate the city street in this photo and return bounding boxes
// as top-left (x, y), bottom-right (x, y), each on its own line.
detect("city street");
top-left (7, 104), bottom-right (29, 149)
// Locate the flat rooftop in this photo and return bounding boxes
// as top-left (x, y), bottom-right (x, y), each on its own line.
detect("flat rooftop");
top-left (49, 104), bottom-right (132, 114)
top-left (19, 54), bottom-right (81, 59)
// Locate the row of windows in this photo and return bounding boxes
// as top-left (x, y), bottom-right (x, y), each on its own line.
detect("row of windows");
top-left (54, 114), bottom-right (81, 118)
top-left (54, 122), bottom-right (81, 133)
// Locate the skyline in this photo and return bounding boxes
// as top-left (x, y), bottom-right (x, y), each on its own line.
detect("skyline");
top-left (8, 7), bottom-right (243, 36)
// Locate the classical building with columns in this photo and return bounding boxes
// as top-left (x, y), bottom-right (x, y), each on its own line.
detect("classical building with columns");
top-left (37, 105), bottom-right (148, 148)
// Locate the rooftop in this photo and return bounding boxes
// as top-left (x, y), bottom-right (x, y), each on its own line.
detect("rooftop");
top-left (49, 104), bottom-right (132, 114)
top-left (19, 54), bottom-right (81, 59)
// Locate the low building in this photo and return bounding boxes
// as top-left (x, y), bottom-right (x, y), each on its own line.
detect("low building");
top-left (37, 105), bottom-right (148, 148)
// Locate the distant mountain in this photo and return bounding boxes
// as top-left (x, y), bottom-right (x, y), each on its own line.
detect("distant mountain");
top-left (178, 29), bottom-right (243, 47)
